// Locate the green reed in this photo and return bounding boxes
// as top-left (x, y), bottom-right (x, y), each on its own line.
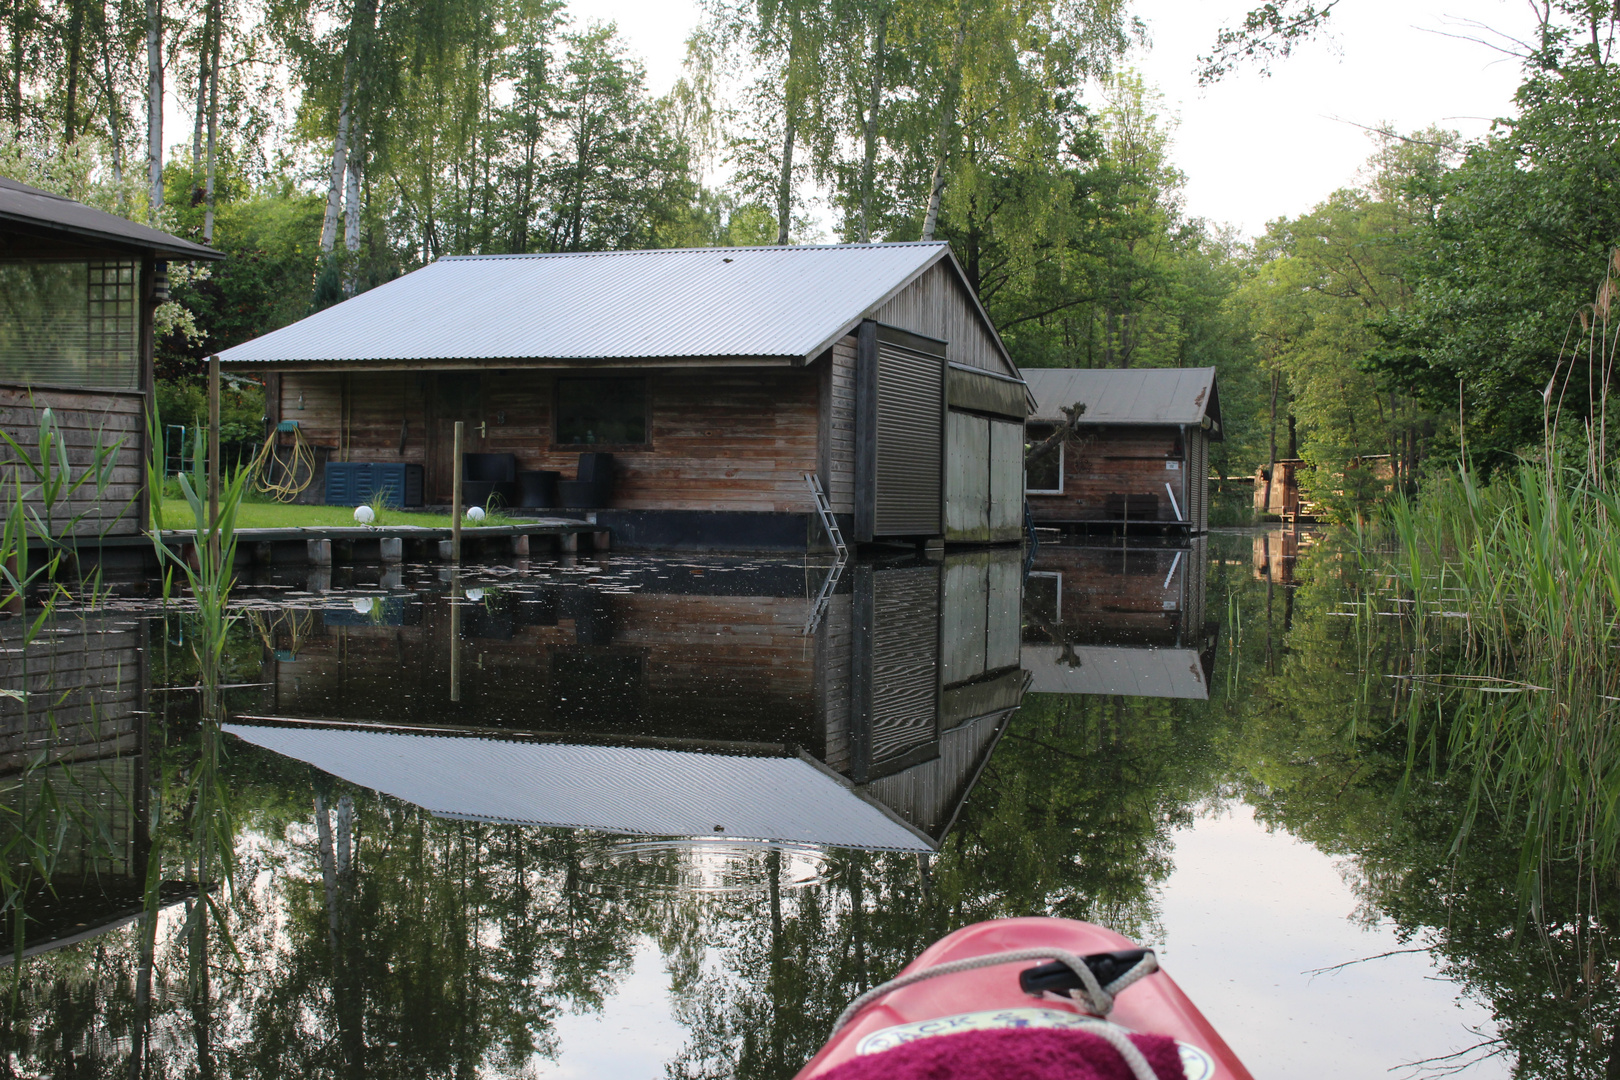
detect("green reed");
top-left (0, 405), bottom-right (126, 989)
top-left (126, 403), bottom-right (251, 1072)
top-left (1367, 252), bottom-right (1620, 909)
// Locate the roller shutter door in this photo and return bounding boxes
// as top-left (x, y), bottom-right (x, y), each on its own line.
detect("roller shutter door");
top-left (851, 565), bottom-right (941, 781)
top-left (875, 341), bottom-right (944, 535)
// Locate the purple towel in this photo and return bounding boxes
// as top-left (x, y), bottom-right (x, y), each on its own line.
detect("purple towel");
top-left (819, 1027), bottom-right (1186, 1080)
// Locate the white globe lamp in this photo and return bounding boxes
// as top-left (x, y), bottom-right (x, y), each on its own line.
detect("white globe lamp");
top-left (465, 505), bottom-right (486, 523)
top-left (354, 504), bottom-right (375, 525)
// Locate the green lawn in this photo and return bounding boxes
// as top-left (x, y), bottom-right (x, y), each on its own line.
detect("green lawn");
top-left (157, 499), bottom-right (467, 530)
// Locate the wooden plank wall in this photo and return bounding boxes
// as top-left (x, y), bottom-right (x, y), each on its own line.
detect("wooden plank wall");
top-left (0, 386), bottom-right (145, 536)
top-left (266, 591), bottom-right (820, 750)
top-left (815, 592), bottom-right (854, 773)
top-left (280, 368), bottom-right (821, 512)
top-left (1024, 543), bottom-right (1196, 646)
top-left (0, 613), bottom-right (141, 775)
top-left (818, 336), bottom-right (857, 516)
top-left (864, 709), bottom-right (1009, 840)
top-left (872, 262), bottom-right (1011, 377)
top-left (1028, 425), bottom-right (1186, 525)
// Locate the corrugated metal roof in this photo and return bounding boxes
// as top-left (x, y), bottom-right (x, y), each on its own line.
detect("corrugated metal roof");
top-left (1024, 367), bottom-right (1218, 427)
top-left (1021, 644), bottom-right (1209, 699)
top-left (0, 176), bottom-right (222, 260)
top-left (223, 723), bottom-right (935, 852)
top-left (217, 242), bottom-right (955, 365)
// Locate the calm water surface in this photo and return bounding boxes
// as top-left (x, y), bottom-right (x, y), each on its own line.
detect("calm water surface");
top-left (1, 531), bottom-right (1582, 1077)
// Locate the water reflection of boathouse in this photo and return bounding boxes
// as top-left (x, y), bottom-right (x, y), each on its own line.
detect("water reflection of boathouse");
top-left (0, 613), bottom-right (192, 962)
top-left (227, 552), bottom-right (1025, 852)
top-left (1021, 539), bottom-right (1216, 700)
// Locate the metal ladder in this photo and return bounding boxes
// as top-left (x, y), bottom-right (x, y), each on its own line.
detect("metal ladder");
top-left (802, 473), bottom-right (848, 636)
top-left (803, 473), bottom-right (847, 557)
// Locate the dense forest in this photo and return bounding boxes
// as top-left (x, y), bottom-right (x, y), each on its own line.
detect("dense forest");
top-left (4, 0), bottom-right (1620, 513)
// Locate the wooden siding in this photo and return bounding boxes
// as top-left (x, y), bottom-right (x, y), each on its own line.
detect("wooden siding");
top-left (280, 367), bottom-right (822, 512)
top-left (1028, 424), bottom-right (1211, 531)
top-left (1023, 540), bottom-right (1206, 648)
top-left (0, 385), bottom-right (145, 536)
top-left (873, 262), bottom-right (1013, 378)
top-left (0, 613), bottom-right (142, 776)
top-left (819, 336), bottom-right (857, 516)
top-left (864, 708), bottom-right (1011, 839)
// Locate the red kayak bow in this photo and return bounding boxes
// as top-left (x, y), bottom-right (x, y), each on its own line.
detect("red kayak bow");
top-left (796, 917), bottom-right (1253, 1080)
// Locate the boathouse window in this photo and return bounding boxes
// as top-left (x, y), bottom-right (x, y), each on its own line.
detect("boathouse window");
top-left (0, 260), bottom-right (141, 391)
top-left (1025, 425), bottom-right (1063, 493)
top-left (555, 377), bottom-right (648, 446)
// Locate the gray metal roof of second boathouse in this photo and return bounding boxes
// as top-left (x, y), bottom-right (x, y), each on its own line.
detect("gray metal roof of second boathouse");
top-left (217, 242), bottom-right (968, 366)
top-left (1024, 367), bottom-right (1221, 435)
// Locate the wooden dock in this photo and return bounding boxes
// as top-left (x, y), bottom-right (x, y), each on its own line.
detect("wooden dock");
top-left (158, 517), bottom-right (609, 566)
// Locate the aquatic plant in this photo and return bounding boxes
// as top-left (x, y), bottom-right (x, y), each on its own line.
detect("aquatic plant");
top-left (1367, 251), bottom-right (1620, 918)
top-left (0, 406), bottom-right (128, 1004)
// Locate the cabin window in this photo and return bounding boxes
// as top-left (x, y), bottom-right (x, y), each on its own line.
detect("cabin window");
top-left (0, 260), bottom-right (141, 391)
top-left (1025, 425), bottom-right (1063, 493)
top-left (555, 377), bottom-right (648, 446)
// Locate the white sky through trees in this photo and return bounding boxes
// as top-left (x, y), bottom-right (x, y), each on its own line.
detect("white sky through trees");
top-left (161, 0), bottom-right (1527, 240)
top-left (573, 0), bottom-right (1528, 239)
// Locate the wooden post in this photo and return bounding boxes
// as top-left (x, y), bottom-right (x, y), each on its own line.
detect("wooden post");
top-left (449, 576), bottom-right (461, 702)
top-left (207, 354), bottom-right (221, 569)
top-left (451, 420), bottom-right (464, 562)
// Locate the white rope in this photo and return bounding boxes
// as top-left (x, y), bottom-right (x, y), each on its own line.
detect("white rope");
top-left (830, 945), bottom-right (1159, 1032)
top-left (828, 946), bottom-right (1163, 1078)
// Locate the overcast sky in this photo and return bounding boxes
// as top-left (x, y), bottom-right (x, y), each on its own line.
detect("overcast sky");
top-left (569, 0), bottom-right (1532, 238)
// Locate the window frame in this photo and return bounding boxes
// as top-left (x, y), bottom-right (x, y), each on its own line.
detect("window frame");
top-left (1024, 425), bottom-right (1064, 495)
top-left (551, 374), bottom-right (652, 450)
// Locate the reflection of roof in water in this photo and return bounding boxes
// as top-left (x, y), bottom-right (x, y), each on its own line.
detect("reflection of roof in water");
top-left (224, 722), bottom-right (938, 852)
top-left (1021, 644), bottom-right (1209, 700)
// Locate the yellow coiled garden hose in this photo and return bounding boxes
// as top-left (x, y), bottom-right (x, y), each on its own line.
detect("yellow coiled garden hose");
top-left (246, 420), bottom-right (316, 503)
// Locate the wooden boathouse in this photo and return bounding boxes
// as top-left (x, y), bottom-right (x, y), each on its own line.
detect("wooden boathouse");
top-left (225, 551), bottom-right (1026, 851)
top-left (217, 243), bottom-right (1030, 551)
top-left (0, 178), bottom-right (222, 541)
top-left (1023, 367), bottom-right (1221, 534)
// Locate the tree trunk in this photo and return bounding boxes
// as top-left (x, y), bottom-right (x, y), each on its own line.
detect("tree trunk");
top-left (858, 10), bottom-right (886, 243)
top-left (191, 0), bottom-right (209, 170)
top-left (919, 26), bottom-right (963, 242)
top-left (1263, 369), bottom-right (1278, 513)
top-left (64, 0), bottom-right (84, 141)
top-left (203, 0), bottom-right (219, 242)
top-left (919, 141), bottom-right (947, 241)
top-left (344, 152), bottom-right (362, 253)
top-left (775, 109), bottom-right (796, 245)
top-left (320, 61), bottom-right (353, 253)
top-left (145, 0), bottom-right (163, 216)
top-left (7, 0), bottom-right (24, 129)
top-left (100, 4), bottom-right (122, 186)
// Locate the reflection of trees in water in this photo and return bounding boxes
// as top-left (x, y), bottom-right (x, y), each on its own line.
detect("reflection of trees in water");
top-left (7, 538), bottom-right (1614, 1078)
top-left (1233, 533), bottom-right (1619, 1079)
top-left (661, 687), bottom-right (1232, 1079)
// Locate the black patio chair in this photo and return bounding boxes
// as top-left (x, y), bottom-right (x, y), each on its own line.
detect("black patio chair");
top-left (558, 452), bottom-right (615, 509)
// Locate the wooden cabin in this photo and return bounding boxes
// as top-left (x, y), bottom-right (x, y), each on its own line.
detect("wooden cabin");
top-left (225, 551), bottom-right (1025, 851)
top-left (217, 243), bottom-right (1029, 551)
top-left (0, 611), bottom-right (194, 962)
top-left (1023, 368), bottom-right (1221, 534)
top-left (0, 178), bottom-right (221, 543)
top-left (1021, 538), bottom-right (1216, 699)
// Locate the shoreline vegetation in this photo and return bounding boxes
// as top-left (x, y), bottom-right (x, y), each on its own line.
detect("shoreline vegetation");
top-left (1359, 251), bottom-right (1620, 933)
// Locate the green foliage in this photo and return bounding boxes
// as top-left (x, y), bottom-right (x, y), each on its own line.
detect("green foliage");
top-left (1371, 12), bottom-right (1620, 469)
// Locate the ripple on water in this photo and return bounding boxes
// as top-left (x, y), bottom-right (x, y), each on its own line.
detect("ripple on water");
top-left (576, 836), bottom-right (835, 897)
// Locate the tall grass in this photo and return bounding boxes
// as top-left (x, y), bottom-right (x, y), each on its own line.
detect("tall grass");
top-left (1369, 251), bottom-right (1620, 916)
top-left (0, 407), bottom-right (126, 987)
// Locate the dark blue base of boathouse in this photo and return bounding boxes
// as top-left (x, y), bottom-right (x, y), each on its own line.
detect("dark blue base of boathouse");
top-left (586, 510), bottom-right (837, 552)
